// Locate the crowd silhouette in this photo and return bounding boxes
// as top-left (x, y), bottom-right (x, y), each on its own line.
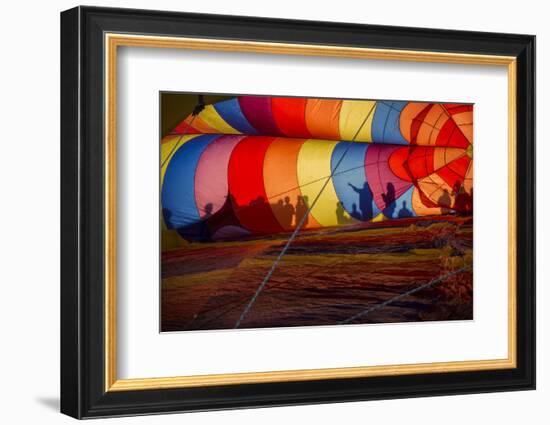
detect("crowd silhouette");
top-left (271, 196), bottom-right (295, 228)
top-left (227, 194), bottom-right (315, 231)
top-left (164, 178), bottom-right (472, 242)
top-left (437, 182), bottom-right (473, 216)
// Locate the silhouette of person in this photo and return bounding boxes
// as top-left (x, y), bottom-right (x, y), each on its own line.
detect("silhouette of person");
top-left (457, 186), bottom-right (473, 216)
top-left (208, 193), bottom-right (241, 232)
top-left (397, 201), bottom-right (413, 218)
top-left (453, 181), bottom-right (461, 194)
top-left (202, 203), bottom-right (213, 219)
top-left (295, 195), bottom-right (309, 227)
top-left (245, 196), bottom-right (272, 231)
top-left (348, 182), bottom-right (374, 220)
top-left (250, 196), bottom-right (265, 207)
top-left (453, 182), bottom-right (470, 215)
top-left (382, 182), bottom-right (396, 218)
top-left (350, 203), bottom-right (362, 220)
top-left (335, 201), bottom-right (350, 224)
top-left (438, 189), bottom-right (452, 214)
top-left (199, 203), bottom-right (213, 241)
top-left (248, 196), bottom-right (273, 220)
top-left (272, 198), bottom-right (284, 222)
top-left (280, 196), bottom-right (295, 229)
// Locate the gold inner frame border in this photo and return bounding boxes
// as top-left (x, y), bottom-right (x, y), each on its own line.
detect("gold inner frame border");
top-left (104, 33), bottom-right (517, 392)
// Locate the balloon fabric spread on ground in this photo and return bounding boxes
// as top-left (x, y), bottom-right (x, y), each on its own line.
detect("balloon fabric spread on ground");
top-left (161, 96), bottom-right (473, 242)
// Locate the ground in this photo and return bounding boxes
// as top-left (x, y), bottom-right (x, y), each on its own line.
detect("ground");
top-left (161, 216), bottom-right (473, 332)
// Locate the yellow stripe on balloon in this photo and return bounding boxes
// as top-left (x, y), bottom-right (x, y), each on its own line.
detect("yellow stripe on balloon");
top-left (297, 139), bottom-right (355, 227)
top-left (160, 134), bottom-right (202, 187)
top-left (371, 212), bottom-right (386, 222)
top-left (198, 105), bottom-right (241, 135)
top-left (339, 100), bottom-right (377, 142)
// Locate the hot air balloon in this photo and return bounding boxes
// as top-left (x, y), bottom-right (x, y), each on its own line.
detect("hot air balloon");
top-left (161, 96), bottom-right (473, 241)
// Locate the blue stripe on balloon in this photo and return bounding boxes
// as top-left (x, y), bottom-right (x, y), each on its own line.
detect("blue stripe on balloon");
top-left (331, 142), bottom-right (380, 221)
top-left (372, 101), bottom-right (408, 145)
top-left (214, 98), bottom-right (258, 135)
top-left (161, 134), bottom-right (221, 229)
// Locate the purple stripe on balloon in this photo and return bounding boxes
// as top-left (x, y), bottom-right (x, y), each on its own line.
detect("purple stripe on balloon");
top-left (194, 135), bottom-right (246, 219)
top-left (365, 144), bottom-right (413, 212)
top-left (238, 96), bottom-right (282, 136)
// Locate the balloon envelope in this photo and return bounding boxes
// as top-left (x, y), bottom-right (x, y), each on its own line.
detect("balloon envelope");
top-left (162, 96), bottom-right (473, 241)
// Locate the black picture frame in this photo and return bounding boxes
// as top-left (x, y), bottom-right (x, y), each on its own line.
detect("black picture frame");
top-left (61, 5), bottom-right (535, 419)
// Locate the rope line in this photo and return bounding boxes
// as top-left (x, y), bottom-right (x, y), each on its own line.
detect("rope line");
top-left (234, 104), bottom-right (377, 328)
top-left (338, 265), bottom-right (472, 325)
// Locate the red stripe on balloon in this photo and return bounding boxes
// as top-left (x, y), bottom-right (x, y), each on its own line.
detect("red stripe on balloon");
top-left (406, 146), bottom-right (436, 178)
top-left (271, 97), bottom-right (311, 139)
top-left (228, 136), bottom-right (285, 234)
top-left (446, 154), bottom-right (471, 178)
top-left (436, 156), bottom-right (470, 192)
top-left (436, 117), bottom-right (470, 148)
top-left (443, 104), bottom-right (473, 115)
top-left (410, 104), bottom-right (433, 144)
top-left (388, 147), bottom-right (413, 182)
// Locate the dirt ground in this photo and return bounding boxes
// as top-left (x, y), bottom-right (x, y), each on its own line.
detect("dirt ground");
top-left (161, 216), bottom-right (473, 332)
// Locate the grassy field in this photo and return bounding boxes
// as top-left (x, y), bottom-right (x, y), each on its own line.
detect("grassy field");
top-left (161, 216), bottom-right (473, 332)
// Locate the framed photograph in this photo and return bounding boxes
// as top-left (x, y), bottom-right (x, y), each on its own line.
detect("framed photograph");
top-left (60, 6), bottom-right (535, 419)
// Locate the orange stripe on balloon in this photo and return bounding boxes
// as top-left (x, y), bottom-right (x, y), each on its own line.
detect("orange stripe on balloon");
top-left (399, 102), bottom-right (429, 142)
top-left (412, 187), bottom-right (442, 215)
top-left (305, 99), bottom-right (342, 140)
top-left (417, 173), bottom-right (455, 208)
top-left (416, 104), bottom-right (450, 146)
top-left (171, 117), bottom-right (202, 135)
top-left (263, 137), bottom-right (321, 230)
